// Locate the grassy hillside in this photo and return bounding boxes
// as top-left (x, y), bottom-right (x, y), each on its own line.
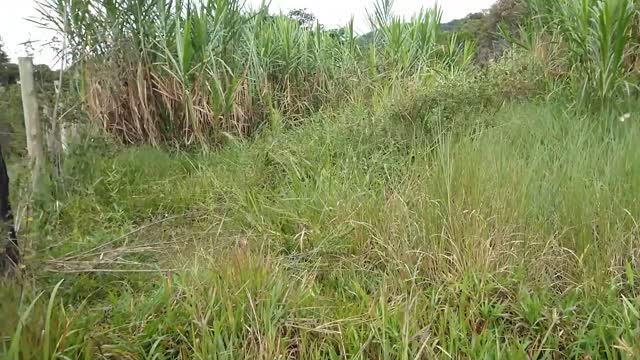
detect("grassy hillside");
top-left (2, 0), bottom-right (640, 358)
top-left (3, 82), bottom-right (640, 358)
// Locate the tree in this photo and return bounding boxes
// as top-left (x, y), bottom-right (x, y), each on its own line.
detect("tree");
top-left (327, 28), bottom-right (347, 42)
top-left (0, 38), bottom-right (19, 86)
top-left (0, 144), bottom-right (19, 277)
top-left (2, 64), bottom-right (19, 85)
top-left (288, 8), bottom-right (318, 30)
top-left (439, 0), bottom-right (527, 64)
top-left (0, 37), bottom-right (9, 65)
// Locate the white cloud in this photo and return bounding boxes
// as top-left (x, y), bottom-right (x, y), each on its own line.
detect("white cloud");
top-left (0, 0), bottom-right (495, 65)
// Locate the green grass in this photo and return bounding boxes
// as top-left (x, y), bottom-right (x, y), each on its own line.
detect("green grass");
top-left (2, 85), bottom-right (640, 358)
top-left (4, 1), bottom-right (639, 357)
top-left (35, 0), bottom-right (476, 147)
top-left (522, 0), bottom-right (638, 110)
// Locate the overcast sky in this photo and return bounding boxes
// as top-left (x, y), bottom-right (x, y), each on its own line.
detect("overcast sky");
top-left (0, 0), bottom-right (495, 66)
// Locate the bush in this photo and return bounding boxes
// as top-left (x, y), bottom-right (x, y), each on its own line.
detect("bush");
top-left (388, 53), bottom-right (545, 137)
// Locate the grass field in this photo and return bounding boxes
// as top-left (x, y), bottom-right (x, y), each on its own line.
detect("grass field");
top-left (3, 89), bottom-right (640, 358)
top-left (2, 0), bottom-right (640, 358)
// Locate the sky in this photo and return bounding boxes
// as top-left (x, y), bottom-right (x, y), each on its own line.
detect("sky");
top-left (0, 0), bottom-right (495, 66)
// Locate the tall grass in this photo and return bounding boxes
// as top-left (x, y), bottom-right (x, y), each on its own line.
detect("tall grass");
top-left (367, 0), bottom-right (443, 75)
top-left (5, 0), bottom-right (640, 357)
top-left (522, 0), bottom-right (639, 109)
top-left (36, 0), bottom-right (346, 145)
top-left (35, 0), bottom-right (464, 146)
top-left (3, 96), bottom-right (640, 358)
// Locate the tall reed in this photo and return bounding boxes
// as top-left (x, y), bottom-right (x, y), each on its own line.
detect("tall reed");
top-left (523, 0), bottom-right (638, 109)
top-left (36, 0), bottom-right (454, 146)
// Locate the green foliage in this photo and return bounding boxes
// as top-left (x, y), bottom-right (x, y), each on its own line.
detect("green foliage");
top-left (441, 0), bottom-right (527, 63)
top-left (287, 8), bottom-right (318, 29)
top-left (389, 53), bottom-right (545, 134)
top-left (367, 1), bottom-right (443, 75)
top-left (31, 0), bottom-right (355, 145)
top-left (0, 62), bottom-right (67, 159)
top-left (0, 37), bottom-right (8, 65)
top-left (3, 72), bottom-right (640, 356)
top-left (3, 0), bottom-right (640, 358)
top-left (519, 0), bottom-right (639, 110)
top-left (0, 86), bottom-right (25, 159)
top-left (0, 38), bottom-right (19, 86)
top-left (31, 0), bottom-right (460, 146)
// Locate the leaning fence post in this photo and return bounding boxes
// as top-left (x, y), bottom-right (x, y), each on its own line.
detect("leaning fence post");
top-left (18, 57), bottom-right (46, 193)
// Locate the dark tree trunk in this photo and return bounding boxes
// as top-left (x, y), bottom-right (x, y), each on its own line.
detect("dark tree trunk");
top-left (0, 144), bottom-right (19, 276)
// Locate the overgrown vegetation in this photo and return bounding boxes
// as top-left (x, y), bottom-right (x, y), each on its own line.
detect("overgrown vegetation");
top-left (524, 0), bottom-right (640, 109)
top-left (0, 38), bottom-right (60, 160)
top-left (32, 0), bottom-right (472, 146)
top-left (2, 0), bottom-right (640, 358)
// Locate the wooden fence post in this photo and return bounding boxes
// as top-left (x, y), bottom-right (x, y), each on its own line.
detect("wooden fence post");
top-left (18, 57), bottom-right (46, 193)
